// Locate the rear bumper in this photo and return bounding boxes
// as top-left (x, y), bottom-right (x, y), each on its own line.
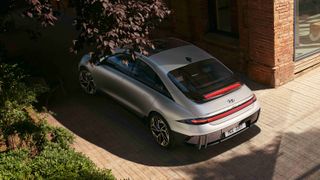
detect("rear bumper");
top-left (170, 100), bottom-right (260, 136)
top-left (174, 109), bottom-right (260, 149)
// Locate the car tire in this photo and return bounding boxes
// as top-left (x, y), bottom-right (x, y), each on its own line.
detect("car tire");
top-left (149, 113), bottom-right (175, 149)
top-left (79, 69), bottom-right (97, 95)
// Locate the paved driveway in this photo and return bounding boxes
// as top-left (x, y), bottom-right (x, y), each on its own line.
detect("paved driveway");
top-left (48, 67), bottom-right (320, 179)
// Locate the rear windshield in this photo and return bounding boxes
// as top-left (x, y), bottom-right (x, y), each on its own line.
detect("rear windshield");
top-left (168, 59), bottom-right (236, 102)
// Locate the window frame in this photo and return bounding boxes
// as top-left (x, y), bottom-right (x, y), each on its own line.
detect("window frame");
top-left (208, 0), bottom-right (239, 38)
top-left (131, 59), bottom-right (173, 99)
top-left (100, 53), bottom-right (135, 76)
top-left (99, 54), bottom-right (173, 100)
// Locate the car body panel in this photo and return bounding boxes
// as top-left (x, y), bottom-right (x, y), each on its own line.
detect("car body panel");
top-left (187, 85), bottom-right (254, 117)
top-left (170, 98), bottom-right (260, 136)
top-left (110, 72), bottom-right (156, 116)
top-left (83, 61), bottom-right (156, 116)
top-left (148, 45), bottom-right (213, 74)
top-left (145, 50), bottom-right (253, 118)
top-left (92, 65), bottom-right (126, 100)
top-left (78, 38), bottom-right (261, 145)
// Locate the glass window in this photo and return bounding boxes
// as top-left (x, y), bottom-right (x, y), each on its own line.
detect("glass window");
top-left (132, 60), bottom-right (171, 98)
top-left (105, 54), bottom-right (135, 74)
top-left (168, 59), bottom-right (237, 102)
top-left (208, 0), bottom-right (239, 37)
top-left (295, 0), bottom-right (320, 60)
top-left (132, 60), bottom-right (158, 87)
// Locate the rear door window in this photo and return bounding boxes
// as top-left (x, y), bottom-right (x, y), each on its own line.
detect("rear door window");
top-left (132, 60), bottom-right (172, 98)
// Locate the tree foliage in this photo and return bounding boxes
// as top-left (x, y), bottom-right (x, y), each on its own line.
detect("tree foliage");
top-left (1, 0), bottom-right (170, 59)
top-left (24, 0), bottom-right (57, 26)
top-left (73, 0), bottom-right (170, 56)
top-left (0, 0), bottom-right (56, 31)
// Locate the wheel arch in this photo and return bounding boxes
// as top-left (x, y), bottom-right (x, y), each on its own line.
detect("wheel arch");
top-left (148, 111), bottom-right (164, 121)
top-left (148, 110), bottom-right (173, 130)
top-left (79, 65), bottom-right (89, 71)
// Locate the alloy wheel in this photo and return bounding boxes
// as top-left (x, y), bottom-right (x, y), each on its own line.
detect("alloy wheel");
top-left (79, 70), bottom-right (96, 94)
top-left (150, 115), bottom-right (170, 147)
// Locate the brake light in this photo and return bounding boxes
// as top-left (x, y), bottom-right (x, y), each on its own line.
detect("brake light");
top-left (203, 82), bottom-right (242, 100)
top-left (180, 94), bottom-right (257, 125)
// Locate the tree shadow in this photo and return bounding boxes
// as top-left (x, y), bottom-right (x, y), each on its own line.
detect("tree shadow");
top-left (183, 130), bottom-right (320, 179)
top-left (296, 164), bottom-right (320, 180)
top-left (50, 92), bottom-right (261, 167)
top-left (51, 92), bottom-right (320, 179)
top-left (188, 136), bottom-right (282, 179)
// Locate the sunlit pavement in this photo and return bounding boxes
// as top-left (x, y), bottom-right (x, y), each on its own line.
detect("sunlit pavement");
top-left (47, 66), bottom-right (320, 180)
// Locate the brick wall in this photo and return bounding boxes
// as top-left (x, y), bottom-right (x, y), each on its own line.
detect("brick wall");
top-left (159, 0), bottom-right (297, 87)
top-left (274, 0), bottom-right (295, 86)
top-left (157, 0), bottom-right (244, 72)
top-left (242, 0), bottom-right (295, 87)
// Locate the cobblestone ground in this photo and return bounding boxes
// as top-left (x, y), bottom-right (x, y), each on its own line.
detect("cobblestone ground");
top-left (48, 66), bottom-right (320, 180)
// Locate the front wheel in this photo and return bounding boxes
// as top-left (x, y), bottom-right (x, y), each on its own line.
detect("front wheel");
top-left (149, 113), bottom-right (174, 149)
top-left (79, 69), bottom-right (97, 95)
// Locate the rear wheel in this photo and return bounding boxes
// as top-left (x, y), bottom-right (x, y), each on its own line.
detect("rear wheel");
top-left (149, 113), bottom-right (174, 149)
top-left (79, 69), bottom-right (96, 95)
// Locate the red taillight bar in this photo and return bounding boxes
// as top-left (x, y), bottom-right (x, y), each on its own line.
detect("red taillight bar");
top-left (203, 82), bottom-right (242, 100)
top-left (191, 95), bottom-right (257, 125)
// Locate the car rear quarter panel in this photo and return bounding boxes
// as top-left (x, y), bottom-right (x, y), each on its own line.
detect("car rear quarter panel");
top-left (150, 92), bottom-right (195, 131)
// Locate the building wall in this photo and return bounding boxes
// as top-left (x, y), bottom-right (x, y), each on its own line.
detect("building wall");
top-left (160, 0), bottom-right (300, 87)
top-left (161, 0), bottom-right (245, 72)
top-left (246, 0), bottom-right (295, 87)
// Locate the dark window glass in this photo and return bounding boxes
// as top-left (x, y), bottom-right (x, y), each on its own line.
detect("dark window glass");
top-left (208, 0), bottom-right (239, 37)
top-left (132, 60), bottom-right (171, 98)
top-left (168, 59), bottom-right (236, 102)
top-left (105, 54), bottom-right (135, 74)
top-left (295, 0), bottom-right (320, 60)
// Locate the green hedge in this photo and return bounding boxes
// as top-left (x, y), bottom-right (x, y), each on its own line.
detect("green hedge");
top-left (0, 122), bottom-right (115, 180)
top-left (0, 143), bottom-right (115, 180)
top-left (0, 61), bottom-right (115, 179)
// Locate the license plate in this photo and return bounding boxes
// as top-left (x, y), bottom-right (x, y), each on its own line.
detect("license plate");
top-left (224, 123), bottom-right (246, 137)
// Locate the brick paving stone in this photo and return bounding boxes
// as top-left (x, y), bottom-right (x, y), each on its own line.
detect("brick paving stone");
top-left (48, 66), bottom-right (320, 179)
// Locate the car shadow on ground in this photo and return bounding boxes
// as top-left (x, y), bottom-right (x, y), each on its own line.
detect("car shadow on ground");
top-left (50, 91), bottom-right (262, 167)
top-left (51, 92), bottom-right (320, 179)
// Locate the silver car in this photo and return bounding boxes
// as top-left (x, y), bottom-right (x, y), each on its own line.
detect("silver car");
top-left (78, 38), bottom-right (260, 149)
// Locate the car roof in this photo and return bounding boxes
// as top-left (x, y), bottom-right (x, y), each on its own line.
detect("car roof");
top-left (146, 39), bottom-right (213, 74)
top-left (145, 37), bottom-right (191, 56)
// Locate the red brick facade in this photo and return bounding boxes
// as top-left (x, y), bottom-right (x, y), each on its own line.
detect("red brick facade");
top-left (158, 0), bottom-right (320, 87)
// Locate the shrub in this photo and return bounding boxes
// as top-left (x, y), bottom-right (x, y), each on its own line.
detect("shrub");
top-left (0, 63), bottom-right (48, 134)
top-left (0, 149), bottom-right (33, 179)
top-left (0, 144), bottom-right (115, 180)
top-left (45, 125), bottom-right (75, 150)
top-left (0, 106), bottom-right (115, 179)
top-left (0, 61), bottom-right (115, 179)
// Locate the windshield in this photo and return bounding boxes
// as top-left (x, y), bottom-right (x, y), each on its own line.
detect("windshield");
top-left (168, 59), bottom-right (236, 102)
